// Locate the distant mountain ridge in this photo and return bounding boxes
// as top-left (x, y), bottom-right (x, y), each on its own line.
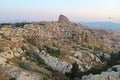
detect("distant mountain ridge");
top-left (80, 22), bottom-right (120, 32)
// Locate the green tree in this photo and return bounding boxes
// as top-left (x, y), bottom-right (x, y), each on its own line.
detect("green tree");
top-left (18, 61), bottom-right (32, 71)
top-left (107, 51), bottom-right (120, 67)
top-left (65, 62), bottom-right (80, 80)
top-left (74, 77), bottom-right (80, 80)
top-left (71, 62), bottom-right (79, 79)
top-left (9, 78), bottom-right (16, 80)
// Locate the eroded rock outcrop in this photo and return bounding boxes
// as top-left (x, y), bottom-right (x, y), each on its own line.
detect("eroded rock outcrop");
top-left (82, 65), bottom-right (120, 80)
top-left (4, 64), bottom-right (43, 80)
top-left (58, 15), bottom-right (71, 24)
top-left (38, 50), bottom-right (72, 74)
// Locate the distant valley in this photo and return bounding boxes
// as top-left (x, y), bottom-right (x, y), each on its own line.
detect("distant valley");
top-left (80, 22), bottom-right (120, 32)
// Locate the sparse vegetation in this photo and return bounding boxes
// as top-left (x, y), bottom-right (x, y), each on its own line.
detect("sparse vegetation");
top-left (107, 51), bottom-right (120, 67)
top-left (18, 61), bottom-right (32, 71)
top-left (84, 66), bottom-right (107, 75)
top-left (74, 77), bottom-right (80, 80)
top-left (0, 23), bottom-right (11, 28)
top-left (93, 47), bottom-right (101, 54)
top-left (25, 51), bottom-right (45, 66)
top-left (41, 45), bottom-right (62, 58)
top-left (68, 33), bottom-right (77, 42)
top-left (65, 51), bottom-right (120, 80)
top-left (1, 34), bottom-right (11, 40)
top-left (9, 78), bottom-right (16, 80)
top-left (18, 61), bottom-right (51, 78)
top-left (0, 48), bottom-right (3, 53)
top-left (43, 77), bottom-right (48, 80)
top-left (0, 24), bottom-right (1, 27)
top-left (34, 69), bottom-right (52, 78)
top-left (65, 63), bottom-right (108, 80)
top-left (21, 46), bottom-right (27, 51)
top-left (13, 22), bottom-right (26, 28)
top-left (26, 37), bottom-right (37, 46)
top-left (64, 76), bottom-right (70, 80)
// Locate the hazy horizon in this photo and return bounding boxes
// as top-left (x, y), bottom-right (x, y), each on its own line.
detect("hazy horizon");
top-left (0, 0), bottom-right (120, 23)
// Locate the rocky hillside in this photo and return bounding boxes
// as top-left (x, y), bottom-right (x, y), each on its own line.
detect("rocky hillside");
top-left (0, 15), bottom-right (120, 80)
top-left (82, 65), bottom-right (120, 80)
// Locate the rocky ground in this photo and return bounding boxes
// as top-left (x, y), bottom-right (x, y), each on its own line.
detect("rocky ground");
top-left (82, 65), bottom-right (120, 80)
top-left (0, 15), bottom-right (120, 80)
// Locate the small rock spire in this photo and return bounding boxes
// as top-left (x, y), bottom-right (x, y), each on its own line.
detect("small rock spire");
top-left (58, 15), bottom-right (71, 24)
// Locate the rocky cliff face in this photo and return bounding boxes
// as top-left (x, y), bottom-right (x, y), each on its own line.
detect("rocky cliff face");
top-left (0, 15), bottom-right (120, 80)
top-left (38, 50), bottom-right (72, 74)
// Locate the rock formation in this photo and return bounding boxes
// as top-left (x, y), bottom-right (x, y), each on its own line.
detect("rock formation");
top-left (0, 15), bottom-right (120, 80)
top-left (58, 15), bottom-right (71, 24)
top-left (82, 65), bottom-right (120, 80)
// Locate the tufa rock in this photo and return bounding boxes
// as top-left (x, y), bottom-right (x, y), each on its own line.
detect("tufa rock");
top-left (58, 15), bottom-right (71, 24)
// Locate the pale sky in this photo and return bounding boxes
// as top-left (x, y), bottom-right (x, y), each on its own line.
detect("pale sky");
top-left (0, 0), bottom-right (120, 23)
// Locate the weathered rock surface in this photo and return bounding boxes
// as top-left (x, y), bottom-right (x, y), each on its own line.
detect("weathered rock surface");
top-left (82, 65), bottom-right (120, 80)
top-left (38, 50), bottom-right (72, 74)
top-left (58, 15), bottom-right (71, 24)
top-left (4, 64), bottom-right (43, 80)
